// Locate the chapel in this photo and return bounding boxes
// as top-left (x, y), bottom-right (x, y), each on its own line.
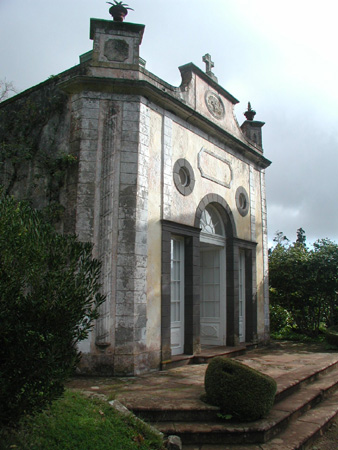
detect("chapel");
top-left (0, 11), bottom-right (271, 376)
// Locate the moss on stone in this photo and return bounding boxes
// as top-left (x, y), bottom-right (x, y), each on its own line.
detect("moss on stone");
top-left (204, 357), bottom-right (277, 422)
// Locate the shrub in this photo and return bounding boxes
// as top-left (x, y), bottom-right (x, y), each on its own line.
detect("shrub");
top-left (204, 357), bottom-right (277, 421)
top-left (0, 192), bottom-right (105, 426)
top-left (269, 303), bottom-right (293, 333)
top-left (269, 230), bottom-right (338, 337)
top-left (324, 325), bottom-right (338, 347)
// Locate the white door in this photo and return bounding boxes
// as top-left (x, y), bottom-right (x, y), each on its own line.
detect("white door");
top-left (199, 205), bottom-right (226, 347)
top-left (200, 245), bottom-right (226, 346)
top-left (239, 250), bottom-right (246, 343)
top-left (170, 237), bottom-right (185, 355)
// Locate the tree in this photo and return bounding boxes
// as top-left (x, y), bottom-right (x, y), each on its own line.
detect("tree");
top-left (311, 239), bottom-right (338, 327)
top-left (269, 230), bottom-right (315, 334)
top-left (0, 191), bottom-right (105, 426)
top-left (0, 79), bottom-right (17, 102)
top-left (269, 229), bottom-right (338, 336)
top-left (296, 227), bottom-right (306, 245)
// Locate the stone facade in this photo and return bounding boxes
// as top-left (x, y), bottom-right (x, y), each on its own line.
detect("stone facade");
top-left (0, 17), bottom-right (271, 376)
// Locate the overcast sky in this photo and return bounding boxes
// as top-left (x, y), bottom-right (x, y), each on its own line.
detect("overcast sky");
top-left (1, 0), bottom-right (338, 246)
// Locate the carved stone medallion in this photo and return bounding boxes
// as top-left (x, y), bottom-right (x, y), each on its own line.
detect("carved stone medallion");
top-left (104, 39), bottom-right (129, 62)
top-left (205, 91), bottom-right (225, 120)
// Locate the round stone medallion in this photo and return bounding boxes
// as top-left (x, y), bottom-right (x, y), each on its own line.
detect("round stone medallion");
top-left (205, 91), bottom-right (225, 120)
top-left (235, 186), bottom-right (249, 217)
top-left (173, 159), bottom-right (195, 196)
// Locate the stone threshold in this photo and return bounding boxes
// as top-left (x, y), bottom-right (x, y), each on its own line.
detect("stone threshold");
top-left (162, 344), bottom-right (250, 370)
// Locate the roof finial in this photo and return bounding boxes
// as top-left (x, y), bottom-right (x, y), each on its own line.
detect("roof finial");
top-left (244, 102), bottom-right (256, 121)
top-left (107, 1), bottom-right (134, 22)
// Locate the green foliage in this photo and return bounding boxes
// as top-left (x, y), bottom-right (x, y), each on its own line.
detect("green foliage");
top-left (0, 192), bottom-right (105, 426)
top-left (269, 304), bottom-right (293, 334)
top-left (204, 357), bottom-right (277, 421)
top-left (311, 239), bottom-right (338, 327)
top-left (296, 227), bottom-right (307, 245)
top-left (270, 328), bottom-right (324, 343)
top-left (217, 412), bottom-right (233, 420)
top-left (0, 390), bottom-right (164, 450)
top-left (107, 1), bottom-right (134, 10)
top-left (323, 325), bottom-right (338, 347)
top-left (269, 229), bottom-right (338, 337)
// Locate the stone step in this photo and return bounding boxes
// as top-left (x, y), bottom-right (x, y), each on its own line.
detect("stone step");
top-left (274, 356), bottom-right (338, 403)
top-left (132, 360), bottom-right (338, 424)
top-left (182, 392), bottom-right (338, 449)
top-left (193, 345), bottom-right (248, 365)
top-left (140, 363), bottom-right (338, 446)
top-left (261, 392), bottom-right (338, 449)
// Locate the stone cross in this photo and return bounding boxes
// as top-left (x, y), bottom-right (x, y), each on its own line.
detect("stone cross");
top-left (203, 53), bottom-right (214, 74)
top-left (202, 53), bottom-right (218, 83)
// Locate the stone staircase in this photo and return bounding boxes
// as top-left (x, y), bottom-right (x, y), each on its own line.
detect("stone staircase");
top-left (131, 355), bottom-right (338, 449)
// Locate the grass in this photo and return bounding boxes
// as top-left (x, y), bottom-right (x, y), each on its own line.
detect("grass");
top-left (270, 326), bottom-right (326, 343)
top-left (271, 330), bottom-right (319, 342)
top-left (270, 327), bottom-right (338, 352)
top-left (0, 390), bottom-right (164, 450)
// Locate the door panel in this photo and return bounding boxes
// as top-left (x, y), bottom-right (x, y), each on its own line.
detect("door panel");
top-left (200, 246), bottom-right (226, 346)
top-left (239, 250), bottom-right (246, 343)
top-left (170, 237), bottom-right (184, 355)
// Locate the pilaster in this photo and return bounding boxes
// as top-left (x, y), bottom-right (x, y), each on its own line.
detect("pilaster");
top-left (114, 99), bottom-right (150, 375)
top-left (260, 169), bottom-right (270, 340)
top-left (162, 115), bottom-right (173, 220)
top-left (249, 166), bottom-right (256, 242)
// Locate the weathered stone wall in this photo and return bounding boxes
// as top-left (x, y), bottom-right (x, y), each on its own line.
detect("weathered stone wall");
top-left (0, 78), bottom-right (75, 233)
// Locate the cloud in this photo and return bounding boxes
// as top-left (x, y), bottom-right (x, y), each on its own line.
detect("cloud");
top-left (1, 0), bottom-right (338, 245)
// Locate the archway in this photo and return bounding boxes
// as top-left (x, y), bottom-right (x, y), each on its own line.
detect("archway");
top-left (195, 194), bottom-right (237, 346)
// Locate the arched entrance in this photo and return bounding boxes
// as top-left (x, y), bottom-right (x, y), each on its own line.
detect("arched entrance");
top-left (161, 193), bottom-right (257, 362)
top-left (200, 205), bottom-right (226, 346)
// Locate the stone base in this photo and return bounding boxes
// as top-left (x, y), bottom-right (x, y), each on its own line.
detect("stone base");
top-left (76, 349), bottom-right (161, 376)
top-left (76, 353), bottom-right (115, 376)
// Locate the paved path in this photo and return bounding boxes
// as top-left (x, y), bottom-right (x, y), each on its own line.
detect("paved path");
top-left (67, 341), bottom-right (338, 449)
top-left (68, 341), bottom-right (338, 409)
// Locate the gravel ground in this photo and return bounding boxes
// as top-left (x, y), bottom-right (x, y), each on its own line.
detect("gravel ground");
top-left (310, 419), bottom-right (338, 450)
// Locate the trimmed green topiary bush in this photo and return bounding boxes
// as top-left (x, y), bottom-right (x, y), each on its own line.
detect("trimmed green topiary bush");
top-left (324, 325), bottom-right (338, 347)
top-left (204, 357), bottom-right (277, 422)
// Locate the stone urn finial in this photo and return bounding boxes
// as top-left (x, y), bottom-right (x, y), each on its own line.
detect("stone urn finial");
top-left (244, 102), bottom-right (256, 121)
top-left (107, 1), bottom-right (134, 22)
